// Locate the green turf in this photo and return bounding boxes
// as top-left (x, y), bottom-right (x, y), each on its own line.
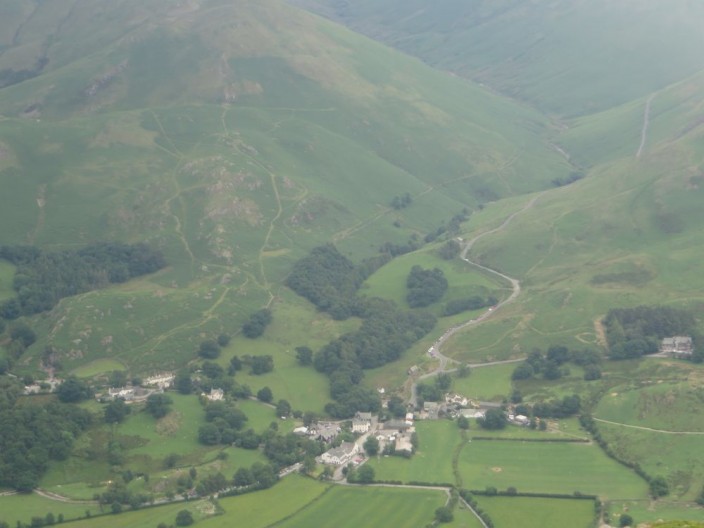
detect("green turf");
top-left (200, 475), bottom-right (329, 528)
top-left (607, 500), bottom-right (704, 525)
top-left (71, 359), bottom-right (126, 378)
top-left (451, 363), bottom-right (514, 401)
top-left (56, 499), bottom-right (213, 528)
top-left (368, 420), bottom-right (459, 484)
top-left (0, 492), bottom-right (101, 527)
top-left (459, 440), bottom-right (649, 500)
top-left (474, 496), bottom-right (596, 528)
top-left (274, 484), bottom-right (448, 528)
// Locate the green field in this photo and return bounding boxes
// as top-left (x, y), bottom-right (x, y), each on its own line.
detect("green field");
top-left (607, 500), bottom-right (704, 526)
top-left (200, 475), bottom-right (329, 528)
top-left (459, 439), bottom-right (649, 500)
top-left (275, 485), bottom-right (448, 528)
top-left (361, 248), bottom-right (505, 315)
top-left (72, 359), bottom-right (126, 378)
top-left (474, 496), bottom-right (596, 528)
top-left (451, 363), bottom-right (514, 401)
top-left (0, 492), bottom-right (101, 527)
top-left (596, 422), bottom-right (704, 500)
top-left (55, 500), bottom-right (213, 528)
top-left (369, 420), bottom-right (460, 484)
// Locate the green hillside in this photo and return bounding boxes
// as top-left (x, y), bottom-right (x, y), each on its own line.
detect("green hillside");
top-left (295, 0), bottom-right (704, 117)
top-left (0, 0), bottom-right (570, 374)
top-left (442, 69), bottom-right (704, 363)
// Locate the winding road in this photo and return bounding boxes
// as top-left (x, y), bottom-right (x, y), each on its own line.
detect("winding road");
top-left (408, 194), bottom-right (542, 406)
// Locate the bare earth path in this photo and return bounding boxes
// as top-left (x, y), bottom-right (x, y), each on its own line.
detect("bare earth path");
top-left (593, 417), bottom-right (704, 435)
top-left (636, 93), bottom-right (655, 158)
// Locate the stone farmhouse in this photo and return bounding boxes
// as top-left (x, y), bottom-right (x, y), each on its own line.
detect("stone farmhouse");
top-left (352, 411), bottom-right (373, 433)
top-left (661, 336), bottom-right (693, 358)
top-left (319, 442), bottom-right (359, 465)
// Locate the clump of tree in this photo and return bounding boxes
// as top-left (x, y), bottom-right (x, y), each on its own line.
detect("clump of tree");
top-left (437, 239), bottom-right (461, 260)
top-left (406, 265), bottom-right (448, 308)
top-left (287, 247), bottom-right (438, 418)
top-left (531, 394), bottom-right (581, 419)
top-left (56, 376), bottom-right (94, 403)
top-left (145, 393), bottom-right (172, 419)
top-left (241, 354), bottom-right (274, 375)
top-left (390, 192), bottom-right (412, 210)
top-left (477, 408), bottom-right (508, 430)
top-left (443, 295), bottom-right (498, 316)
top-left (424, 210), bottom-right (470, 243)
top-left (512, 346), bottom-right (602, 382)
top-left (285, 244), bottom-right (363, 319)
top-left (0, 378), bottom-right (93, 491)
top-left (603, 305), bottom-right (698, 360)
top-left (346, 464), bottom-right (374, 484)
top-left (242, 309), bottom-right (273, 338)
top-left (0, 242), bottom-right (166, 318)
top-left (104, 399), bottom-right (131, 424)
top-left (198, 401), bottom-right (248, 445)
top-left (230, 462), bottom-right (279, 491)
top-left (198, 340), bottom-right (221, 359)
top-left (263, 432), bottom-right (323, 469)
top-left (416, 372), bottom-right (452, 405)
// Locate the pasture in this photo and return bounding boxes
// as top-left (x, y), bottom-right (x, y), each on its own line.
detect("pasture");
top-left (72, 359), bottom-right (126, 378)
top-left (361, 248), bottom-right (505, 314)
top-left (474, 496), bottom-right (596, 528)
top-left (459, 439), bottom-right (649, 500)
top-left (0, 492), bottom-right (101, 527)
top-left (596, 421), bottom-right (704, 500)
top-left (54, 500), bottom-right (214, 528)
top-left (606, 500), bottom-right (704, 525)
top-left (274, 484), bottom-right (448, 528)
top-left (200, 475), bottom-right (329, 528)
top-left (451, 363), bottom-right (514, 401)
top-left (368, 420), bottom-right (460, 485)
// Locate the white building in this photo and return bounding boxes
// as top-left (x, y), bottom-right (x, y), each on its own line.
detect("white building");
top-left (319, 442), bottom-right (359, 465)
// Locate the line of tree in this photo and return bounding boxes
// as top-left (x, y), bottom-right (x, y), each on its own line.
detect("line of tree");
top-left (512, 346), bottom-right (602, 381)
top-left (443, 295), bottom-right (497, 316)
top-left (603, 305), bottom-right (699, 360)
top-left (0, 242), bottom-right (166, 319)
top-left (287, 245), bottom-right (438, 418)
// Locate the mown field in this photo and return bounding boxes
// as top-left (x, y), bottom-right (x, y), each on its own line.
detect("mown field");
top-left (459, 439), bottom-right (649, 500)
top-left (368, 420), bottom-right (459, 485)
top-left (274, 485), bottom-right (448, 528)
top-left (451, 363), bottom-right (514, 401)
top-left (474, 496), bottom-right (596, 528)
top-left (0, 492), bottom-right (102, 528)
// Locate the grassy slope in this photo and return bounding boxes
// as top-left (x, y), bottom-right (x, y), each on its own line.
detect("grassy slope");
top-left (0, 0), bottom-right (569, 376)
top-left (437, 72), bottom-right (704, 366)
top-left (295, 0), bottom-right (704, 117)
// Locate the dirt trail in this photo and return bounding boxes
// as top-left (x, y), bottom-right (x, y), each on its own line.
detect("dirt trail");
top-left (593, 417), bottom-right (704, 435)
top-left (636, 93), bottom-right (655, 158)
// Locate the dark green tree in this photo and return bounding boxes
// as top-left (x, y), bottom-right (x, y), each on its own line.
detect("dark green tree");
top-left (257, 386), bottom-right (273, 403)
top-left (198, 340), bottom-right (220, 359)
top-left (104, 398), bottom-right (131, 424)
top-left (295, 346), bottom-right (313, 366)
top-left (363, 435), bottom-right (379, 456)
top-left (56, 376), bottom-right (93, 403)
top-left (477, 409), bottom-right (507, 430)
top-left (619, 514), bottom-right (633, 527)
top-left (175, 510), bottom-right (194, 526)
top-left (145, 393), bottom-right (172, 419)
top-left (435, 506), bottom-right (454, 523)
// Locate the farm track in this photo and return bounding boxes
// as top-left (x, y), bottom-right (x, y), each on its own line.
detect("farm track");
top-left (407, 194), bottom-right (543, 406)
top-left (636, 93), bottom-right (655, 158)
top-left (594, 417), bottom-right (704, 435)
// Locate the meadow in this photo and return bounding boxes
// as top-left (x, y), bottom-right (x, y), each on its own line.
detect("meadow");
top-left (368, 420), bottom-right (460, 484)
top-left (473, 496), bottom-right (596, 528)
top-left (274, 484), bottom-right (448, 528)
top-left (451, 363), bottom-right (514, 401)
top-left (459, 439), bottom-right (649, 500)
top-left (0, 492), bottom-right (101, 527)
